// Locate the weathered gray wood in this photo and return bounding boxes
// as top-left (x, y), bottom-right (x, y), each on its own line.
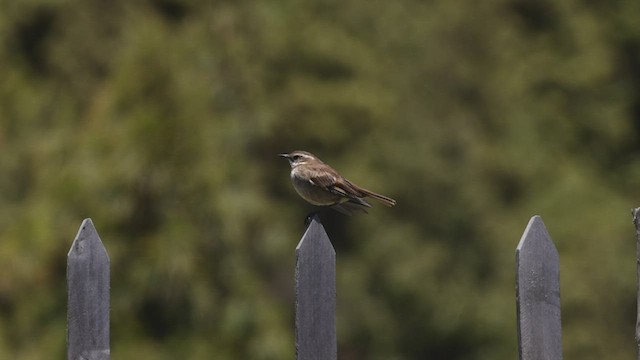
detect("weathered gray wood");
top-left (67, 219), bottom-right (110, 360)
top-left (632, 208), bottom-right (640, 360)
top-left (295, 215), bottom-right (337, 360)
top-left (516, 215), bottom-right (562, 360)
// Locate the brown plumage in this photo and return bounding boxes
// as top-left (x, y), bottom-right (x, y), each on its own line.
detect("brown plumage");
top-left (279, 150), bottom-right (396, 215)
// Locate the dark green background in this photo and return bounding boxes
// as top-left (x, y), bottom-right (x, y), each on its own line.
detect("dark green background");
top-left (1, 0), bottom-right (639, 358)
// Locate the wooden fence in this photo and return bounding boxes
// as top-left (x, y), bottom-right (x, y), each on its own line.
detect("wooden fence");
top-left (65, 212), bottom-right (640, 360)
top-left (67, 219), bottom-right (110, 360)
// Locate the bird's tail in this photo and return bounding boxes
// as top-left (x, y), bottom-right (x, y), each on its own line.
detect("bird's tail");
top-left (346, 180), bottom-right (396, 207)
top-left (362, 189), bottom-right (396, 207)
top-left (332, 201), bottom-right (369, 216)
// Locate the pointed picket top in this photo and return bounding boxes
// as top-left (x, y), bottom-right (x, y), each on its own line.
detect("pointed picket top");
top-left (67, 218), bottom-right (110, 360)
top-left (296, 215), bottom-right (335, 255)
top-left (516, 215), bottom-right (562, 360)
top-left (295, 215), bottom-right (337, 360)
top-left (68, 218), bottom-right (108, 258)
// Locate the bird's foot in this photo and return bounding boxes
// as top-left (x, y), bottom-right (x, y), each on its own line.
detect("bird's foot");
top-left (304, 211), bottom-right (319, 227)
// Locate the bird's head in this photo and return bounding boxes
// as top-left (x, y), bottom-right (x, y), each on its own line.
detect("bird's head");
top-left (278, 151), bottom-right (319, 168)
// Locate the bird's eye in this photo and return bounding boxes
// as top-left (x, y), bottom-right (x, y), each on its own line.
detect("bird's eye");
top-left (292, 155), bottom-right (301, 161)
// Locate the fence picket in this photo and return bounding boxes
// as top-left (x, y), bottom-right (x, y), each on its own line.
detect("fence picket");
top-left (632, 208), bottom-right (640, 360)
top-left (67, 218), bottom-right (110, 360)
top-left (56, 212), bottom-right (640, 358)
top-left (516, 215), bottom-right (562, 360)
top-left (295, 215), bottom-right (337, 360)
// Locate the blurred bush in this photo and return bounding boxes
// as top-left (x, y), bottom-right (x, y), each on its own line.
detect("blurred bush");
top-left (0, 0), bottom-right (639, 359)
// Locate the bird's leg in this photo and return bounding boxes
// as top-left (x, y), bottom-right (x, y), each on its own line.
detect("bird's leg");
top-left (304, 211), bottom-right (319, 227)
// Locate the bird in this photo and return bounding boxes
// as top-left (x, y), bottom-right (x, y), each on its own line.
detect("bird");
top-left (279, 150), bottom-right (396, 215)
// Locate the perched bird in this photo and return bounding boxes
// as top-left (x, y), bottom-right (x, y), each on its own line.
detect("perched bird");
top-left (279, 150), bottom-right (396, 215)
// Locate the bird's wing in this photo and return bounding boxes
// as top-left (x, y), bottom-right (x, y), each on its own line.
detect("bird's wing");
top-left (306, 168), bottom-right (339, 189)
top-left (305, 166), bottom-right (372, 208)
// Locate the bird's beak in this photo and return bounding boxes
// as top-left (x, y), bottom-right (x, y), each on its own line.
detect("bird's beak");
top-left (278, 153), bottom-right (290, 159)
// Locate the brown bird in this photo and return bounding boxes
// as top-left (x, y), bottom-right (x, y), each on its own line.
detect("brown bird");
top-left (279, 150), bottom-right (396, 215)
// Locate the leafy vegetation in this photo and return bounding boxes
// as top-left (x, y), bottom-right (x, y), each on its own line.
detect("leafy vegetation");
top-left (1, 0), bottom-right (639, 358)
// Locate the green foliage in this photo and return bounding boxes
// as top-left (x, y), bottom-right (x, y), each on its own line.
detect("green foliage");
top-left (0, 0), bottom-right (639, 358)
